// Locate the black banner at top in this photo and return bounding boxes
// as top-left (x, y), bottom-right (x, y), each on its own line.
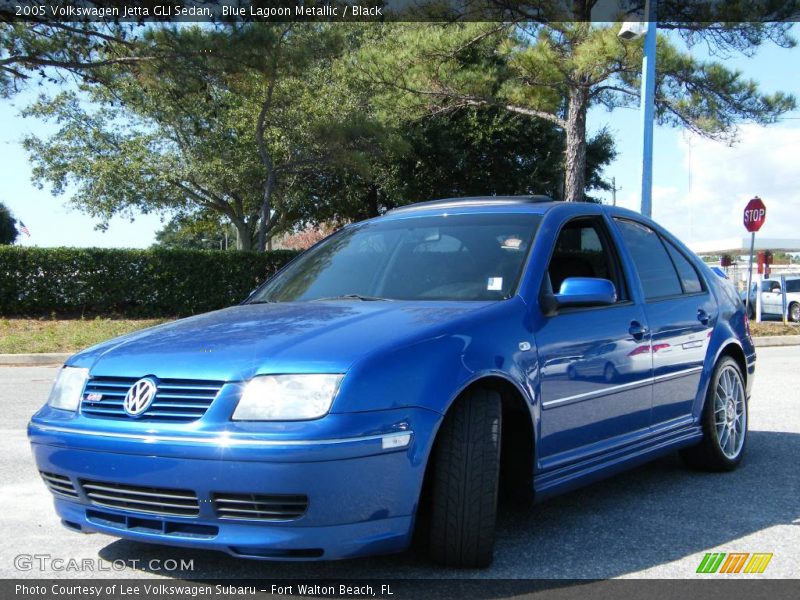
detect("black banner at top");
top-left (2, 0), bottom-right (800, 23)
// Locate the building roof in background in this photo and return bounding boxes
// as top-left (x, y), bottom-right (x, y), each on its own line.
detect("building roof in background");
top-left (689, 238), bottom-right (800, 255)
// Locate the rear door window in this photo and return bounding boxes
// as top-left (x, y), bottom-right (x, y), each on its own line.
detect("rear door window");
top-left (663, 239), bottom-right (704, 294)
top-left (614, 219), bottom-right (682, 300)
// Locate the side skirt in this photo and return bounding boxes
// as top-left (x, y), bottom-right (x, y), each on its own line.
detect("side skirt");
top-left (532, 425), bottom-right (702, 502)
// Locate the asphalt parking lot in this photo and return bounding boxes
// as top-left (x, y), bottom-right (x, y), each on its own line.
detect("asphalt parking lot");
top-left (1, 347), bottom-right (798, 580)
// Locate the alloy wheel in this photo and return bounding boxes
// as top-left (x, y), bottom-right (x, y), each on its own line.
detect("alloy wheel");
top-left (713, 365), bottom-right (747, 459)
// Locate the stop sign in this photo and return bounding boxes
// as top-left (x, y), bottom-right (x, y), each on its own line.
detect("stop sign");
top-left (743, 197), bottom-right (766, 233)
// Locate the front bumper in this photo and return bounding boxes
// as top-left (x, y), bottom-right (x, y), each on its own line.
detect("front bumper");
top-left (28, 407), bottom-right (440, 561)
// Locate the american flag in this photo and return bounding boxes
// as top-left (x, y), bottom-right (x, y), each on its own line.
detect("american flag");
top-left (17, 220), bottom-right (30, 237)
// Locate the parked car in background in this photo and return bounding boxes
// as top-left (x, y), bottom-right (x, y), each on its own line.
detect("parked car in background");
top-left (741, 276), bottom-right (800, 321)
top-left (29, 197), bottom-right (756, 568)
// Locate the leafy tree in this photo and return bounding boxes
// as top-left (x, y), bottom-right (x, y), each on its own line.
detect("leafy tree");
top-left (238, 24), bottom-right (390, 249)
top-left (153, 213), bottom-right (234, 250)
top-left (278, 223), bottom-right (336, 251)
top-left (359, 12), bottom-right (796, 200)
top-left (0, 201), bottom-right (18, 245)
top-left (296, 104), bottom-right (616, 225)
top-left (0, 18), bottom-right (165, 98)
top-left (21, 24), bottom-right (382, 250)
top-left (388, 106), bottom-right (615, 203)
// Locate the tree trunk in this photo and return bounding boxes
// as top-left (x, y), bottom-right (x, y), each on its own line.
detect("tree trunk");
top-left (361, 184), bottom-right (380, 219)
top-left (256, 170), bottom-right (275, 252)
top-left (563, 87), bottom-right (588, 202)
top-left (231, 216), bottom-right (252, 251)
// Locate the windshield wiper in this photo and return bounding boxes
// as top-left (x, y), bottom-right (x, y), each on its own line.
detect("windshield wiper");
top-left (312, 294), bottom-right (391, 302)
top-left (247, 299), bottom-right (277, 304)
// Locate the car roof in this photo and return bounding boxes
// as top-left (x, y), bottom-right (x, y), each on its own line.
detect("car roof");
top-left (386, 195), bottom-right (554, 214)
top-left (380, 195), bottom-right (645, 222)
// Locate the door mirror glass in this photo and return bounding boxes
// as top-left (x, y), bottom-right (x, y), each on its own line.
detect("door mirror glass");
top-left (555, 277), bottom-right (617, 307)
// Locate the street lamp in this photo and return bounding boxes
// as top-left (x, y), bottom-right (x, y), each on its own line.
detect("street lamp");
top-left (619, 0), bottom-right (657, 218)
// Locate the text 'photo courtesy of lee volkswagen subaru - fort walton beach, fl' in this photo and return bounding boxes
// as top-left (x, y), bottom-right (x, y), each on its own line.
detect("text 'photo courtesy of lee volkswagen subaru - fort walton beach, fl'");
top-left (30, 197), bottom-right (755, 567)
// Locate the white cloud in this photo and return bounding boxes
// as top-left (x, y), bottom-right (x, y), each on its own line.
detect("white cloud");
top-left (651, 124), bottom-right (800, 246)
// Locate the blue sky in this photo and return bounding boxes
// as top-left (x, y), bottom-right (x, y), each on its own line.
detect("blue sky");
top-left (588, 27), bottom-right (800, 247)
top-left (2, 25), bottom-right (799, 249)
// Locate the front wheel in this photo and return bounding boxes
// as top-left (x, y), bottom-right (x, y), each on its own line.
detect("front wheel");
top-left (680, 356), bottom-right (747, 471)
top-left (789, 302), bottom-right (800, 323)
top-left (427, 388), bottom-right (501, 568)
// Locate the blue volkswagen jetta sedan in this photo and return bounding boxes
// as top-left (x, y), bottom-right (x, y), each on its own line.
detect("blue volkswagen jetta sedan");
top-left (29, 197), bottom-right (756, 567)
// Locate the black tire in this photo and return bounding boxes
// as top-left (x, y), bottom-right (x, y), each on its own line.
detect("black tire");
top-left (603, 363), bottom-right (617, 383)
top-left (427, 388), bottom-right (501, 568)
top-left (567, 365), bottom-right (577, 380)
top-left (680, 356), bottom-right (747, 471)
top-left (789, 302), bottom-right (800, 323)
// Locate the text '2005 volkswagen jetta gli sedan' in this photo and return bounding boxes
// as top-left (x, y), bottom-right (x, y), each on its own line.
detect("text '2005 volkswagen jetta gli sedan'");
top-left (29, 197), bottom-right (756, 567)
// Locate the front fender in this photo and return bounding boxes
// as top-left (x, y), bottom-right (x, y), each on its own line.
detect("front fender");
top-left (332, 297), bottom-right (534, 417)
top-left (330, 297), bottom-right (538, 500)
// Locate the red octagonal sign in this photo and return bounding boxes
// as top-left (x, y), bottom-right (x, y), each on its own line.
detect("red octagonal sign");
top-left (743, 197), bottom-right (767, 233)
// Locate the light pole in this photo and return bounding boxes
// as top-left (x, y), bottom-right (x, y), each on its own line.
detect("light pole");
top-left (639, 0), bottom-right (657, 218)
top-left (619, 0), bottom-right (657, 218)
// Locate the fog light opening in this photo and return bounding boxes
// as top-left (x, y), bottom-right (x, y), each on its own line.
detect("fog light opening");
top-left (61, 519), bottom-right (89, 533)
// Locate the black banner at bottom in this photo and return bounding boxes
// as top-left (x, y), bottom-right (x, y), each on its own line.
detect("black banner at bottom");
top-left (4, 579), bottom-right (799, 600)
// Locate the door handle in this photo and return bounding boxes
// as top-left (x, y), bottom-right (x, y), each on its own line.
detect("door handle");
top-left (629, 321), bottom-right (649, 340)
top-left (697, 309), bottom-right (710, 325)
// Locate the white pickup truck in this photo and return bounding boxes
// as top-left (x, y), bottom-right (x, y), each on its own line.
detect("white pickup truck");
top-left (742, 276), bottom-right (800, 321)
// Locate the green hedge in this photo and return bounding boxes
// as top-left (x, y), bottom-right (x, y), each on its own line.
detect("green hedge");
top-left (0, 246), bottom-right (299, 317)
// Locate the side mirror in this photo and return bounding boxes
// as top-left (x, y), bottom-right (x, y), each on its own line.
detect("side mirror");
top-left (554, 277), bottom-right (617, 308)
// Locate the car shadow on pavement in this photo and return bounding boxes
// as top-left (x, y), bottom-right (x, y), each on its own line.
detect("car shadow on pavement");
top-left (97, 430), bottom-right (799, 581)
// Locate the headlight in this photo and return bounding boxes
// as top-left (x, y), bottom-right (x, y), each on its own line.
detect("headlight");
top-left (47, 366), bottom-right (89, 412)
top-left (232, 374), bottom-right (344, 421)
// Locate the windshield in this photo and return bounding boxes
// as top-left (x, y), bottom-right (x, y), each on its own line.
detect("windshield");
top-left (251, 213), bottom-right (542, 302)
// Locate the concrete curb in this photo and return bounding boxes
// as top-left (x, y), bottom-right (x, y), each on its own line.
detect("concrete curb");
top-left (0, 353), bottom-right (71, 366)
top-left (2, 335), bottom-right (799, 366)
top-left (752, 335), bottom-right (800, 348)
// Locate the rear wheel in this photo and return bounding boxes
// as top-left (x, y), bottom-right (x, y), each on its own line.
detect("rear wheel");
top-left (680, 356), bottom-right (747, 471)
top-left (427, 388), bottom-right (501, 568)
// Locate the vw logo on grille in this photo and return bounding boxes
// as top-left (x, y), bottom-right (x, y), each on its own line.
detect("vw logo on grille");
top-left (123, 378), bottom-right (158, 417)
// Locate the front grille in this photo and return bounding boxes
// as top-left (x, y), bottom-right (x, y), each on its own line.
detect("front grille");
top-left (80, 479), bottom-right (200, 517)
top-left (213, 493), bottom-right (308, 521)
top-left (40, 471), bottom-right (78, 499)
top-left (81, 377), bottom-right (223, 422)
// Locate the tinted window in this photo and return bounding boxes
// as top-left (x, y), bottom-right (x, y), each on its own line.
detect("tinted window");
top-left (547, 218), bottom-right (627, 301)
top-left (252, 213), bottom-right (541, 302)
top-left (787, 280), bottom-right (800, 293)
top-left (663, 239), bottom-right (703, 294)
top-left (615, 219), bottom-right (682, 299)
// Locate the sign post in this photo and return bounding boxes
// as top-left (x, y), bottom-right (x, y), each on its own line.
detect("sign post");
top-left (781, 274), bottom-right (788, 325)
top-left (743, 197), bottom-right (767, 321)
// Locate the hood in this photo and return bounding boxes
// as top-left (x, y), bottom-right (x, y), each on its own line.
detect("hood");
top-left (70, 301), bottom-right (493, 381)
